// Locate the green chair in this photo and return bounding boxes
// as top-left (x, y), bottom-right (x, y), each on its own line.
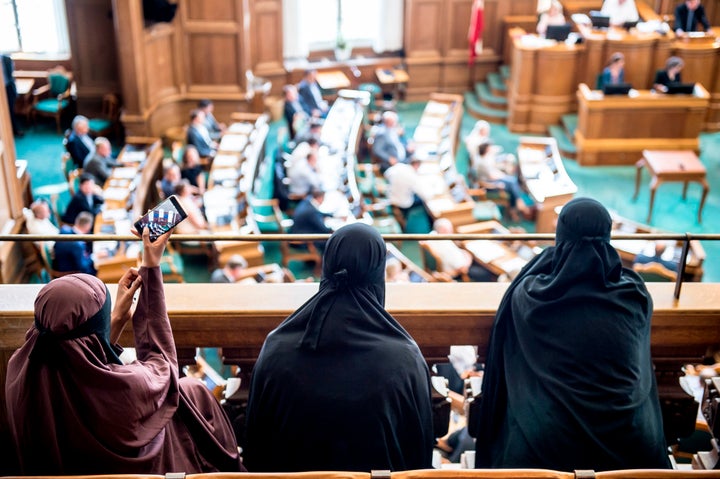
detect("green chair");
top-left (88, 93), bottom-right (120, 138)
top-left (32, 69), bottom-right (75, 132)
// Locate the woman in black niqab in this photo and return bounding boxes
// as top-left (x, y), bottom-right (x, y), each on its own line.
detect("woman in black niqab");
top-left (474, 197), bottom-right (671, 471)
top-left (244, 223), bottom-right (434, 472)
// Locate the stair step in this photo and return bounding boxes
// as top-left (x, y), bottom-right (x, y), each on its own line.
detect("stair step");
top-left (487, 72), bottom-right (507, 97)
top-left (548, 124), bottom-right (577, 158)
top-left (464, 92), bottom-right (509, 124)
top-left (474, 82), bottom-right (508, 110)
top-left (561, 113), bottom-right (579, 139)
top-left (499, 64), bottom-right (511, 79)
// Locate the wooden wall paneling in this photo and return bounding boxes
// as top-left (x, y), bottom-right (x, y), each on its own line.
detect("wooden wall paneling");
top-left (251, 0), bottom-right (285, 76)
top-left (185, 0), bottom-right (238, 21)
top-left (706, 0), bottom-right (720, 26)
top-left (445, 0), bottom-right (473, 59)
top-left (405, 0), bottom-right (445, 58)
top-left (481, 0), bottom-right (503, 55)
top-left (508, 0), bottom-right (537, 15)
top-left (502, 17), bottom-right (537, 65)
top-left (144, 24), bottom-right (180, 104)
top-left (65, 0), bottom-right (120, 112)
top-left (405, 60), bottom-right (443, 100)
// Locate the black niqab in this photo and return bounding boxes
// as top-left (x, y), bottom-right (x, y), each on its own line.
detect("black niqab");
top-left (245, 223), bottom-right (434, 472)
top-left (474, 197), bottom-right (670, 471)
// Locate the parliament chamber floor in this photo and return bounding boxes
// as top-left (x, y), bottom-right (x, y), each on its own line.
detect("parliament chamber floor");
top-left (12, 99), bottom-right (720, 283)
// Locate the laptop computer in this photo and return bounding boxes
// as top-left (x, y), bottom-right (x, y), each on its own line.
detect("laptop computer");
top-left (589, 11), bottom-right (610, 28)
top-left (546, 23), bottom-right (572, 42)
top-left (666, 82), bottom-right (695, 95)
top-left (602, 83), bottom-right (632, 95)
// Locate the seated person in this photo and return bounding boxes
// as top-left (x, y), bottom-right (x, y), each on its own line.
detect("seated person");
top-left (23, 199), bottom-right (59, 249)
top-left (180, 145), bottom-right (206, 195)
top-left (372, 111), bottom-right (415, 173)
top-left (210, 254), bottom-right (251, 283)
top-left (84, 137), bottom-right (119, 185)
top-left (159, 161), bottom-right (182, 200)
top-left (474, 141), bottom-right (529, 222)
top-left (244, 223), bottom-right (434, 472)
top-left (289, 188), bottom-right (333, 251)
top-left (537, 0), bottom-right (566, 36)
top-left (186, 108), bottom-right (217, 158)
top-left (634, 241), bottom-right (679, 272)
top-left (464, 120), bottom-right (491, 168)
top-left (430, 218), bottom-right (496, 282)
top-left (283, 84), bottom-right (309, 140)
top-left (61, 173), bottom-right (104, 225)
top-left (198, 98), bottom-right (226, 140)
top-left (384, 158), bottom-right (432, 229)
top-left (674, 0), bottom-right (713, 35)
top-left (653, 56), bottom-right (685, 93)
top-left (54, 211), bottom-right (96, 275)
top-left (173, 180), bottom-right (209, 235)
top-left (473, 197), bottom-right (671, 470)
top-left (385, 256), bottom-right (411, 283)
top-left (66, 115), bottom-right (96, 169)
top-left (597, 52), bottom-right (625, 90)
top-left (293, 119), bottom-right (324, 148)
top-left (600, 0), bottom-right (639, 26)
top-left (287, 150), bottom-right (321, 197)
top-left (6, 228), bottom-right (244, 473)
top-left (297, 69), bottom-right (329, 117)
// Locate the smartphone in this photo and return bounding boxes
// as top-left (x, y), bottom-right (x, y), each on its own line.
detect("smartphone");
top-left (134, 195), bottom-right (188, 242)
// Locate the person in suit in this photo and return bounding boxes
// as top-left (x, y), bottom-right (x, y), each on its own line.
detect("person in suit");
top-left (384, 157), bottom-right (430, 228)
top-left (287, 150), bottom-right (322, 197)
top-left (597, 52), bottom-right (625, 90)
top-left (159, 161), bottom-right (181, 200)
top-left (210, 254), bottom-right (249, 283)
top-left (283, 84), bottom-right (309, 140)
top-left (2, 53), bottom-right (23, 137)
top-left (297, 69), bottom-right (329, 117)
top-left (66, 115), bottom-right (96, 169)
top-left (197, 99), bottom-right (226, 140)
top-left (61, 173), bottom-right (104, 225)
top-left (54, 211), bottom-right (96, 275)
top-left (674, 0), bottom-right (713, 34)
top-left (600, 0), bottom-right (639, 26)
top-left (186, 109), bottom-right (217, 158)
top-left (180, 145), bottom-right (206, 194)
top-left (653, 56), bottom-right (685, 93)
top-left (430, 218), bottom-right (497, 282)
top-left (289, 188), bottom-right (332, 251)
top-left (83, 137), bottom-right (118, 185)
top-left (372, 110), bottom-right (414, 173)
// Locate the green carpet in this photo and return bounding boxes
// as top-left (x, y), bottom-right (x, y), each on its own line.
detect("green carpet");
top-left (13, 103), bottom-right (720, 282)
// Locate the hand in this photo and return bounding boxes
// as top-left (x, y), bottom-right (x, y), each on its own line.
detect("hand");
top-left (110, 267), bottom-right (142, 342)
top-left (131, 226), bottom-right (170, 268)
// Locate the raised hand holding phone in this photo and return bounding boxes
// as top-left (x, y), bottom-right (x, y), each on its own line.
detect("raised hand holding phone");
top-left (133, 195), bottom-right (188, 242)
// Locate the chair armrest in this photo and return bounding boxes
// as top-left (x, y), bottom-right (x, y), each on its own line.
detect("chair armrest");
top-left (32, 84), bottom-right (50, 97)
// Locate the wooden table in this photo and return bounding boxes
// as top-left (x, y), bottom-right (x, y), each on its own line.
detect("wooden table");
top-left (315, 70), bottom-right (351, 90)
top-left (14, 78), bottom-right (34, 96)
top-left (375, 67), bottom-right (409, 101)
top-left (633, 150), bottom-right (710, 224)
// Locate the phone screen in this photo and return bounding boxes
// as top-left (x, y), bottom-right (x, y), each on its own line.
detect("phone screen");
top-left (134, 195), bottom-right (188, 241)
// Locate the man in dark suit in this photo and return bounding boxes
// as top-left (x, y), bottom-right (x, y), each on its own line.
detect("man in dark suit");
top-left (54, 211), bottom-right (96, 275)
top-left (186, 108), bottom-right (217, 158)
top-left (297, 69), bottom-right (329, 118)
top-left (674, 0), bottom-right (713, 34)
top-left (61, 173), bottom-right (104, 225)
top-left (290, 188), bottom-right (332, 252)
top-left (283, 84), bottom-right (308, 139)
top-left (83, 137), bottom-right (118, 185)
top-left (372, 111), bottom-right (414, 173)
top-left (66, 115), bottom-right (96, 169)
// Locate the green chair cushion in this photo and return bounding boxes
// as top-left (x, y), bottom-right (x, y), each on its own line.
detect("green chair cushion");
top-left (473, 201), bottom-right (501, 221)
top-left (35, 98), bottom-right (69, 113)
top-left (88, 118), bottom-right (111, 132)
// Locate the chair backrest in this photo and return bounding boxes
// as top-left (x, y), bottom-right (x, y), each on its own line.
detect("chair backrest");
top-left (102, 93), bottom-right (119, 119)
top-left (632, 262), bottom-right (678, 282)
top-left (249, 197), bottom-right (287, 233)
top-left (48, 72), bottom-right (71, 96)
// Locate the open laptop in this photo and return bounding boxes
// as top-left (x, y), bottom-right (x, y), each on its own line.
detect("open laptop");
top-left (666, 82), bottom-right (695, 95)
top-left (589, 11), bottom-right (610, 28)
top-left (602, 83), bottom-right (632, 95)
top-left (546, 23), bottom-right (572, 42)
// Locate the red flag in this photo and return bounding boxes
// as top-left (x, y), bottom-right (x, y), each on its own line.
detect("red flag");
top-left (468, 0), bottom-right (484, 65)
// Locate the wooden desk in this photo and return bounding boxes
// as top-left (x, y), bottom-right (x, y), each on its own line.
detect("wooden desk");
top-left (517, 136), bottom-right (577, 232)
top-left (459, 221), bottom-right (536, 278)
top-left (575, 83), bottom-right (710, 165)
top-left (633, 150), bottom-right (710, 223)
top-left (316, 70), bottom-right (351, 90)
top-left (14, 78), bottom-right (34, 96)
top-left (375, 67), bottom-right (409, 101)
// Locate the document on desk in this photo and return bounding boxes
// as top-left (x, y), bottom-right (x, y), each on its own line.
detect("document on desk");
top-left (219, 134), bottom-right (248, 152)
top-left (424, 101), bottom-right (450, 117)
top-left (121, 151), bottom-right (146, 163)
top-left (229, 122), bottom-right (253, 134)
top-left (464, 240), bottom-right (507, 264)
top-left (496, 256), bottom-right (528, 274)
top-left (103, 187), bottom-right (130, 202)
top-left (111, 167), bottom-right (137, 179)
top-left (212, 154), bottom-right (241, 168)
